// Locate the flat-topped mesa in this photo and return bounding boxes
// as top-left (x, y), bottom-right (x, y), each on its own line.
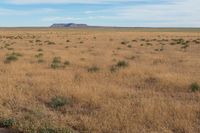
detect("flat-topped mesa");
top-left (50, 23), bottom-right (88, 28)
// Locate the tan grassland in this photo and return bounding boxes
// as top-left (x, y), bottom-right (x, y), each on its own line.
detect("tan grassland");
top-left (0, 28), bottom-right (200, 133)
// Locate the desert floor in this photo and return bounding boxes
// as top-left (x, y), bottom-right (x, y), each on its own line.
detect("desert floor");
top-left (0, 28), bottom-right (200, 133)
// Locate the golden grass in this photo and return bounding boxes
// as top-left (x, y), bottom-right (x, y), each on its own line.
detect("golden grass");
top-left (0, 28), bottom-right (200, 133)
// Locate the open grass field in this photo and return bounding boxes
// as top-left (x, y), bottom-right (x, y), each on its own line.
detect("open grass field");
top-left (0, 28), bottom-right (200, 133)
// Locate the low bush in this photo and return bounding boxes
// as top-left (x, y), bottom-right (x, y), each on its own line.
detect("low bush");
top-left (4, 55), bottom-right (18, 63)
top-left (64, 61), bottom-right (70, 66)
top-left (35, 39), bottom-right (42, 43)
top-left (116, 60), bottom-right (128, 68)
top-left (38, 48), bottom-right (43, 52)
top-left (0, 118), bottom-right (15, 128)
top-left (121, 40), bottom-right (129, 45)
top-left (190, 82), bottom-right (199, 92)
top-left (35, 53), bottom-right (43, 58)
top-left (127, 45), bottom-right (132, 48)
top-left (38, 59), bottom-right (45, 63)
top-left (51, 57), bottom-right (63, 69)
top-left (88, 66), bottom-right (100, 73)
top-left (49, 96), bottom-right (73, 109)
top-left (4, 52), bottom-right (22, 63)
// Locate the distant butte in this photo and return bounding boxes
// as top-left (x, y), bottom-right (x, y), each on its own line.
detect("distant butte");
top-left (50, 23), bottom-right (88, 28)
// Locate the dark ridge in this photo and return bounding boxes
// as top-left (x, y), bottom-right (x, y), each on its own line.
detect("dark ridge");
top-left (50, 23), bottom-right (88, 28)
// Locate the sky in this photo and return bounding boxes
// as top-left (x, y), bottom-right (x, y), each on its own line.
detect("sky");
top-left (0, 0), bottom-right (199, 27)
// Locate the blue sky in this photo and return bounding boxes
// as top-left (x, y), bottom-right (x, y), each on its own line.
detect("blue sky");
top-left (0, 0), bottom-right (199, 27)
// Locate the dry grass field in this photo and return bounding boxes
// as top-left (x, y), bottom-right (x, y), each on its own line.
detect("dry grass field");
top-left (0, 28), bottom-right (200, 133)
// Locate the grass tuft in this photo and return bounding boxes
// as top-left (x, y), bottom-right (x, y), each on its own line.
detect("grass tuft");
top-left (190, 82), bottom-right (200, 92)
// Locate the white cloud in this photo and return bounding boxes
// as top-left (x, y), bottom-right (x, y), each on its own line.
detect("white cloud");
top-left (42, 16), bottom-right (81, 21)
top-left (83, 0), bottom-right (200, 27)
top-left (0, 8), bottom-right (58, 15)
top-left (5, 0), bottom-right (137, 4)
top-left (116, 0), bottom-right (200, 26)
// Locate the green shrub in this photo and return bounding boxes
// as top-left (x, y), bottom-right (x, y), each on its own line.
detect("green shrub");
top-left (190, 82), bottom-right (199, 92)
top-left (0, 118), bottom-right (15, 128)
top-left (170, 43), bottom-right (176, 45)
top-left (127, 45), bottom-right (132, 48)
top-left (181, 44), bottom-right (189, 49)
top-left (110, 66), bottom-right (117, 73)
top-left (35, 53), bottom-right (43, 58)
top-left (121, 40), bottom-right (129, 45)
top-left (7, 48), bottom-right (14, 50)
top-left (51, 63), bottom-right (62, 69)
top-left (52, 57), bottom-right (61, 64)
top-left (64, 61), bottom-right (70, 66)
top-left (45, 41), bottom-right (55, 45)
top-left (49, 96), bottom-right (72, 109)
top-left (146, 43), bottom-right (152, 46)
top-left (160, 48), bottom-right (164, 51)
top-left (4, 52), bottom-right (22, 63)
top-left (88, 66), bottom-right (100, 73)
top-left (47, 41), bottom-right (55, 45)
top-left (4, 55), bottom-right (18, 63)
top-left (50, 57), bottom-right (68, 69)
top-left (38, 59), bottom-right (45, 63)
top-left (116, 61), bottom-right (128, 68)
top-left (36, 39), bottom-right (42, 43)
top-left (51, 57), bottom-right (63, 69)
top-left (38, 48), bottom-right (43, 52)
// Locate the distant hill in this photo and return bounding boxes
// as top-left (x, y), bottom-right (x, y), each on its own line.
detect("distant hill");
top-left (50, 23), bottom-right (88, 28)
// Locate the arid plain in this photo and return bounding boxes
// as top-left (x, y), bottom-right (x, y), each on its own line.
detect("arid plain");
top-left (0, 28), bottom-right (200, 133)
